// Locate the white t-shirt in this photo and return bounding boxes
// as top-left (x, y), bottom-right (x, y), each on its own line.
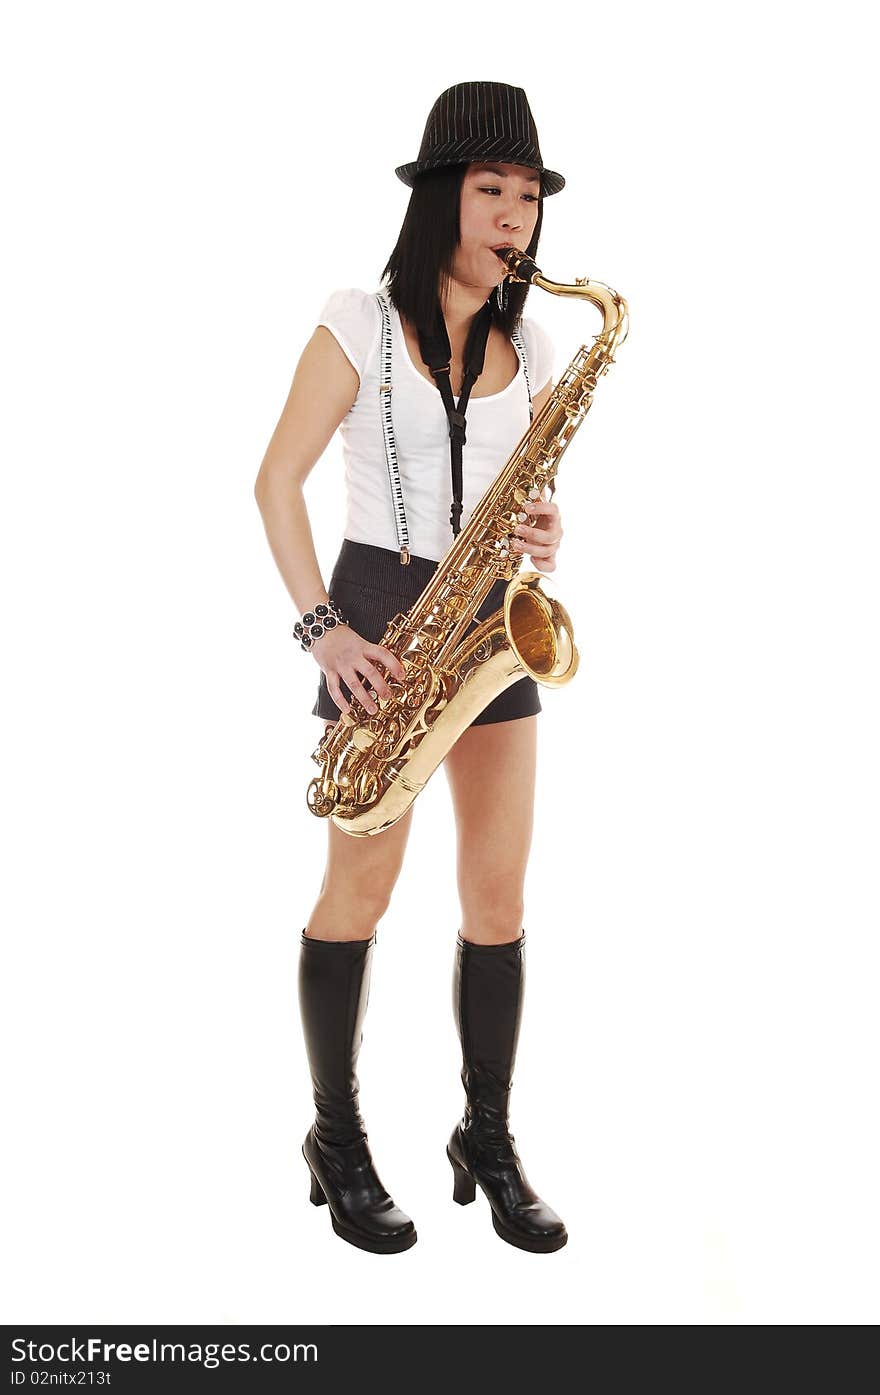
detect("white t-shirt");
top-left (317, 287), bottom-right (556, 563)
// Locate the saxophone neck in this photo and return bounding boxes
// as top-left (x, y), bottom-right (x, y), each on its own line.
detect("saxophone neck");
top-left (493, 246), bottom-right (629, 348)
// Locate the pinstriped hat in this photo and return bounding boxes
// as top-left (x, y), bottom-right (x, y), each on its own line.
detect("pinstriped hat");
top-left (395, 81), bottom-right (565, 197)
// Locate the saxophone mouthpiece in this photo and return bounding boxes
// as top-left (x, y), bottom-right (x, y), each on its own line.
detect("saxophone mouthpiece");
top-left (493, 246), bottom-right (542, 283)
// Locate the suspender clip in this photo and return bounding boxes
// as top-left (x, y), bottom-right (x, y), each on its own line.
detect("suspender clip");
top-left (399, 547), bottom-right (411, 566)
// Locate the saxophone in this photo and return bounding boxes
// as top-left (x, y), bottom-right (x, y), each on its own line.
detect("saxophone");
top-left (306, 247), bottom-right (629, 836)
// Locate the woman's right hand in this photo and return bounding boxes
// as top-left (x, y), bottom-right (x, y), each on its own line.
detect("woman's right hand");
top-left (311, 624), bottom-right (407, 717)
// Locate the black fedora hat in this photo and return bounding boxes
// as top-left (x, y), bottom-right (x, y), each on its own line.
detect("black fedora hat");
top-left (395, 80), bottom-right (565, 197)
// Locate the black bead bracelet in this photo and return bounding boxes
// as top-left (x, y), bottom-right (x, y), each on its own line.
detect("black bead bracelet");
top-left (293, 599), bottom-right (348, 653)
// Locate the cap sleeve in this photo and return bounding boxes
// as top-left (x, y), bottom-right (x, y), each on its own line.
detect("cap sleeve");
top-left (521, 316), bottom-right (556, 394)
top-left (316, 288), bottom-right (381, 380)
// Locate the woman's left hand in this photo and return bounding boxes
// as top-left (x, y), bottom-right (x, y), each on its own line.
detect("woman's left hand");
top-left (511, 496), bottom-right (563, 573)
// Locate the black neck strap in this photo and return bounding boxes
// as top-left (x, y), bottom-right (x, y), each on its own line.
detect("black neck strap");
top-left (417, 300), bottom-right (492, 537)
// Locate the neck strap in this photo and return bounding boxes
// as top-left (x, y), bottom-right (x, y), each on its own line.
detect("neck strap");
top-left (417, 300), bottom-right (493, 538)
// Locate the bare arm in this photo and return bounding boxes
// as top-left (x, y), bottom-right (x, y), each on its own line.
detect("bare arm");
top-left (254, 325), bottom-right (359, 613)
top-left (254, 327), bottom-right (405, 714)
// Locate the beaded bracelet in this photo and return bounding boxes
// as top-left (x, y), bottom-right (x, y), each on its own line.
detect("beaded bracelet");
top-left (293, 600), bottom-right (348, 653)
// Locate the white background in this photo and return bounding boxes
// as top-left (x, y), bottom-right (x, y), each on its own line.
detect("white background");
top-left (2, 0), bottom-right (878, 1326)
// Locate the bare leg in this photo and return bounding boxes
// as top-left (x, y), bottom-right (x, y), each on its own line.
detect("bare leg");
top-left (443, 715), bottom-right (537, 944)
top-left (305, 723), bottom-right (415, 941)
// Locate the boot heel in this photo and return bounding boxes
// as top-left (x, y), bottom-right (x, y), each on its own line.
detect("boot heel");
top-left (308, 1169), bottom-right (328, 1206)
top-left (447, 1151), bottom-right (476, 1206)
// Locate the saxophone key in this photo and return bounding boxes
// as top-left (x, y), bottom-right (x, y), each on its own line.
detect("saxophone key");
top-left (351, 726), bottom-right (378, 752)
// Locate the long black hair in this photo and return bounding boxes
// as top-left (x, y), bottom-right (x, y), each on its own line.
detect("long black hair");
top-left (381, 164), bottom-right (543, 337)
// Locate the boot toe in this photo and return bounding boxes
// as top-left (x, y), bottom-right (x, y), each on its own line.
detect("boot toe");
top-left (493, 1201), bottom-right (568, 1253)
top-left (328, 1196), bottom-right (417, 1254)
top-left (369, 1198), bottom-right (417, 1240)
top-left (517, 1199), bottom-right (567, 1241)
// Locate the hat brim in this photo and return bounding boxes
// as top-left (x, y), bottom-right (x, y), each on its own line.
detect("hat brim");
top-left (394, 158), bottom-right (565, 197)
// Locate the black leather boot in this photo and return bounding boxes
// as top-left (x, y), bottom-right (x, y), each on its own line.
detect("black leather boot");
top-left (298, 929), bottom-right (417, 1254)
top-left (447, 931), bottom-right (568, 1253)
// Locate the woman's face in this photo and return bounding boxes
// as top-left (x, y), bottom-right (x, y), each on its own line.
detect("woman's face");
top-left (452, 162), bottom-right (541, 292)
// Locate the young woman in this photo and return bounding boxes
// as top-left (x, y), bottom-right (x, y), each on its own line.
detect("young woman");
top-left (255, 82), bottom-right (568, 1255)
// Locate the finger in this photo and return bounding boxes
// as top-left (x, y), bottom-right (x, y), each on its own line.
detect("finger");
top-left (513, 537), bottom-right (559, 556)
top-left (513, 524), bottom-right (561, 546)
top-left (342, 667), bottom-right (379, 716)
top-left (523, 499), bottom-right (559, 522)
top-left (356, 658), bottom-right (393, 700)
top-left (370, 645), bottom-right (407, 682)
top-left (327, 675), bottom-right (351, 715)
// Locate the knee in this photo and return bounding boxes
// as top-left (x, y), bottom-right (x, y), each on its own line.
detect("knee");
top-left (355, 883), bottom-right (395, 926)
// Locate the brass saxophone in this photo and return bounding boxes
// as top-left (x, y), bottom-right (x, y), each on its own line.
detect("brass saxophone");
top-left (306, 247), bottom-right (629, 836)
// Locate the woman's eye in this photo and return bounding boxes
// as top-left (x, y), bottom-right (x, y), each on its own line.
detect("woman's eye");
top-left (479, 186), bottom-right (538, 202)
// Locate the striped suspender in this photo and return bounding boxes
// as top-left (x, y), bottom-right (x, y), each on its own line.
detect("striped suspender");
top-left (375, 290), bottom-right (411, 565)
top-left (511, 325), bottom-right (533, 421)
top-left (374, 290), bottom-right (534, 563)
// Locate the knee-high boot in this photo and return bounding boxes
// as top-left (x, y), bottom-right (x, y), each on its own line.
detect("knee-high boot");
top-left (298, 929), bottom-right (417, 1254)
top-left (447, 930), bottom-right (568, 1253)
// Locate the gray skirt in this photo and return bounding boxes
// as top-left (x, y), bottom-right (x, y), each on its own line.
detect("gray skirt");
top-left (312, 539), bottom-right (542, 726)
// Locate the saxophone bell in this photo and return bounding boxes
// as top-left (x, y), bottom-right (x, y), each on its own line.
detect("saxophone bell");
top-left (503, 571), bottom-right (579, 688)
